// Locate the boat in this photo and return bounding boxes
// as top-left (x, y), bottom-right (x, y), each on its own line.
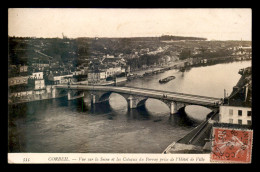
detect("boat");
top-left (159, 76), bottom-right (176, 83)
top-left (143, 71), bottom-right (153, 76)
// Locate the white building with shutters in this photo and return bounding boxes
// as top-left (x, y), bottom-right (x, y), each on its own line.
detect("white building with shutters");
top-left (219, 105), bottom-right (251, 125)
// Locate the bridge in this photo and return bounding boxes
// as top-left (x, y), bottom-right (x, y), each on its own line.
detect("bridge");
top-left (52, 84), bottom-right (222, 115)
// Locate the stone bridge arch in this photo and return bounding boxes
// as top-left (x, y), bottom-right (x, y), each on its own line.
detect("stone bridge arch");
top-left (83, 90), bottom-right (149, 110)
top-left (82, 90), bottom-right (189, 115)
top-left (59, 89), bottom-right (68, 96)
top-left (67, 90), bottom-right (85, 100)
top-left (52, 87), bottom-right (68, 98)
top-left (123, 94), bottom-right (148, 109)
top-left (98, 91), bottom-right (113, 103)
top-left (160, 99), bottom-right (190, 115)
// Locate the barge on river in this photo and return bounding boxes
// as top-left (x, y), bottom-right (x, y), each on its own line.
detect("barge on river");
top-left (159, 76), bottom-right (176, 83)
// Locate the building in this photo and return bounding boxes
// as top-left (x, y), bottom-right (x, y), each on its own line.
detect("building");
top-left (105, 54), bottom-right (114, 58)
top-left (8, 76), bottom-right (34, 99)
top-left (19, 65), bottom-right (28, 73)
top-left (47, 73), bottom-right (74, 85)
top-left (27, 77), bottom-right (45, 89)
top-left (104, 66), bottom-right (124, 78)
top-left (219, 106), bottom-right (251, 125)
top-left (72, 69), bottom-right (85, 76)
top-left (192, 57), bottom-right (203, 65)
top-left (200, 59), bottom-right (207, 64)
top-left (8, 76), bottom-right (29, 86)
top-left (219, 67), bottom-right (252, 126)
top-left (31, 59), bottom-right (50, 69)
top-left (88, 69), bottom-right (106, 83)
top-left (34, 79), bottom-right (45, 90)
top-left (232, 46), bottom-right (252, 56)
top-left (28, 71), bottom-right (46, 90)
top-left (31, 72), bottom-right (44, 79)
top-left (9, 84), bottom-right (34, 98)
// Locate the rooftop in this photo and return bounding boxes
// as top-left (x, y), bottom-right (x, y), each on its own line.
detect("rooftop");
top-left (226, 67), bottom-right (251, 107)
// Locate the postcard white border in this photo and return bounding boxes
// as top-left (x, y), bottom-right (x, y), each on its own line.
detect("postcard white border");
top-left (8, 153), bottom-right (213, 164)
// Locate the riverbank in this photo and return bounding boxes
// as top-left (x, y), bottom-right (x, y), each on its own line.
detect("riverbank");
top-left (130, 60), bottom-right (186, 75)
top-left (129, 57), bottom-right (251, 80)
top-left (187, 56), bottom-right (251, 70)
top-left (128, 60), bottom-right (186, 80)
top-left (8, 93), bottom-right (68, 105)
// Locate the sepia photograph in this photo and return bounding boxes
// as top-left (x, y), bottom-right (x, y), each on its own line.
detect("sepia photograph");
top-left (8, 8), bottom-right (252, 163)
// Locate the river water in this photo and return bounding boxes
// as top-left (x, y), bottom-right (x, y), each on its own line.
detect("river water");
top-left (8, 60), bottom-right (251, 153)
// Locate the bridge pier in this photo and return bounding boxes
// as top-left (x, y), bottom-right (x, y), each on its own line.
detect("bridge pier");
top-left (127, 95), bottom-right (136, 109)
top-left (68, 90), bottom-right (72, 100)
top-left (51, 87), bottom-right (57, 98)
top-left (91, 94), bottom-right (96, 105)
top-left (163, 100), bottom-right (183, 115)
top-left (170, 101), bottom-right (178, 115)
top-left (67, 90), bottom-right (85, 101)
top-left (89, 91), bottom-right (112, 106)
top-left (126, 95), bottom-right (147, 109)
top-left (83, 91), bottom-right (91, 103)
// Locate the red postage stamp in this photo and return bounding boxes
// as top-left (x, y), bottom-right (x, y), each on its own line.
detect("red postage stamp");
top-left (210, 127), bottom-right (253, 163)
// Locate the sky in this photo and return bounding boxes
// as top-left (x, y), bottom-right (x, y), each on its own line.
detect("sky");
top-left (8, 8), bottom-right (252, 41)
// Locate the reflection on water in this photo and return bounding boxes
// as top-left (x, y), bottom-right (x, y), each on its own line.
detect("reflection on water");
top-left (8, 61), bottom-right (251, 153)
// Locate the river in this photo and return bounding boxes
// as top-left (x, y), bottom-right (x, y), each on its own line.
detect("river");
top-left (8, 60), bottom-right (251, 153)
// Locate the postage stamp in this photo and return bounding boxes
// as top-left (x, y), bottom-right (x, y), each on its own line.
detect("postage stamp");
top-left (211, 127), bottom-right (253, 163)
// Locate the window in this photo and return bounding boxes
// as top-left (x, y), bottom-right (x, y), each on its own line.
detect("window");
top-left (238, 119), bottom-right (242, 125)
top-left (229, 109), bottom-right (233, 116)
top-left (247, 120), bottom-right (252, 125)
top-left (247, 111), bottom-right (252, 117)
top-left (238, 110), bottom-right (242, 116)
top-left (229, 119), bottom-right (233, 124)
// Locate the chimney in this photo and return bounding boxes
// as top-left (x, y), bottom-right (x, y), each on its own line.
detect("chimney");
top-left (223, 98), bottom-right (229, 104)
top-left (244, 85), bottom-right (249, 101)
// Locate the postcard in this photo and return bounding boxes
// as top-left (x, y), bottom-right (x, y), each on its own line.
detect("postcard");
top-left (8, 8), bottom-right (252, 164)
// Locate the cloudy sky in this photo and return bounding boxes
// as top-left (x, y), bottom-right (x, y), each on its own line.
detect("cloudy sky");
top-left (8, 8), bottom-right (251, 40)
